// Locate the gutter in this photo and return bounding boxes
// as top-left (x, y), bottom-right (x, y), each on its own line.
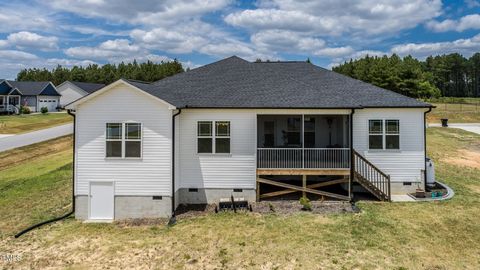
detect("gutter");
top-left (423, 107), bottom-right (432, 191)
top-left (15, 109), bottom-right (76, 238)
top-left (168, 109), bottom-right (182, 226)
top-left (349, 109), bottom-right (355, 201)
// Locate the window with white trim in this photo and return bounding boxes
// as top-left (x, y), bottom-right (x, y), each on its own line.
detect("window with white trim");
top-left (197, 121), bottom-right (230, 153)
top-left (106, 122), bottom-right (142, 158)
top-left (368, 119), bottom-right (399, 150)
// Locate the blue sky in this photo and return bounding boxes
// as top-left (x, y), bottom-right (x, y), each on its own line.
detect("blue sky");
top-left (0, 0), bottom-right (480, 79)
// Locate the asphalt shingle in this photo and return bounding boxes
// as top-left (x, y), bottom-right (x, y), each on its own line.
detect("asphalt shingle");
top-left (131, 56), bottom-right (432, 109)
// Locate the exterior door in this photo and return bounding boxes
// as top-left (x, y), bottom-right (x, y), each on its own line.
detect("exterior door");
top-left (89, 182), bottom-right (114, 220)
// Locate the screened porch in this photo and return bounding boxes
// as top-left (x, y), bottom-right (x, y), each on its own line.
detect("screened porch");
top-left (256, 115), bottom-right (351, 170)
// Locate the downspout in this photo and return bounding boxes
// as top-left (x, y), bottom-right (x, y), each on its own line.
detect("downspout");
top-left (423, 107), bottom-right (432, 191)
top-left (349, 109), bottom-right (355, 201)
top-left (15, 109), bottom-right (76, 238)
top-left (168, 109), bottom-right (182, 226)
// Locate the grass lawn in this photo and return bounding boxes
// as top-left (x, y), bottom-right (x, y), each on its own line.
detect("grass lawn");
top-left (0, 113), bottom-right (72, 134)
top-left (426, 97), bottom-right (480, 123)
top-left (1, 129), bottom-right (480, 269)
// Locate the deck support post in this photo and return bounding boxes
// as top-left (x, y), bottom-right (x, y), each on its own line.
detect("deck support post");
top-left (302, 175), bottom-right (307, 198)
top-left (256, 180), bottom-right (260, 202)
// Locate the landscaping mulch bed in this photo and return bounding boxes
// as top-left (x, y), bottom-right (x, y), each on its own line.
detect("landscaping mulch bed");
top-left (251, 201), bottom-right (357, 215)
top-left (114, 201), bottom-right (357, 227)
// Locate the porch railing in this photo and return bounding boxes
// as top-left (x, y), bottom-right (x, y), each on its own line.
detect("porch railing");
top-left (257, 148), bottom-right (350, 169)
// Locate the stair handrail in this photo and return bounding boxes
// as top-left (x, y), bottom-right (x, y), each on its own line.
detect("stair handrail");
top-left (353, 149), bottom-right (391, 201)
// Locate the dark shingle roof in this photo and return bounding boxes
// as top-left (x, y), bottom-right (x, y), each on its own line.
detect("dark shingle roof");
top-left (131, 56), bottom-right (431, 109)
top-left (6, 80), bottom-right (58, 96)
top-left (69, 81), bottom-right (105, 93)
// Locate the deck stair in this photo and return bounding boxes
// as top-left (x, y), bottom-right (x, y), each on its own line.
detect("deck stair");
top-left (353, 150), bottom-right (391, 201)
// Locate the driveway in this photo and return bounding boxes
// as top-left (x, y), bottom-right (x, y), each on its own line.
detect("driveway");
top-left (428, 123), bottom-right (480, 135)
top-left (0, 123), bottom-right (73, 152)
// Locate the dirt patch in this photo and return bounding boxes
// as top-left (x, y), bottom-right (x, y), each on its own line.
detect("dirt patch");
top-left (252, 200), bottom-right (356, 215)
top-left (174, 201), bottom-right (356, 218)
top-left (444, 149), bottom-right (480, 169)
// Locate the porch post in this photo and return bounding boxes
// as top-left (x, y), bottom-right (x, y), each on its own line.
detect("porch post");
top-left (349, 109), bottom-right (355, 201)
top-left (301, 114), bottom-right (304, 168)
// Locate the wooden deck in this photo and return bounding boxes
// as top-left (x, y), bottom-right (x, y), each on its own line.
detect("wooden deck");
top-left (256, 168), bottom-right (350, 176)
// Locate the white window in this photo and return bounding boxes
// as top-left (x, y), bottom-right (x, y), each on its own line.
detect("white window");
top-left (106, 122), bottom-right (142, 158)
top-left (197, 121), bottom-right (230, 154)
top-left (369, 120), bottom-right (399, 150)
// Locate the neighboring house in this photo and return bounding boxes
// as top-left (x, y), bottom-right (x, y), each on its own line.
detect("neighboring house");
top-left (66, 56), bottom-right (433, 221)
top-left (56, 81), bottom-right (105, 107)
top-left (0, 80), bottom-right (61, 113)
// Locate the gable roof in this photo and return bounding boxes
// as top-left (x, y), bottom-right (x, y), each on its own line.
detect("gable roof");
top-left (130, 56), bottom-right (431, 109)
top-left (66, 79), bottom-right (176, 110)
top-left (68, 81), bottom-right (106, 94)
top-left (6, 80), bottom-right (60, 96)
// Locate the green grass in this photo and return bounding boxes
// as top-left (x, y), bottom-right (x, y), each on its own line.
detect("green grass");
top-left (423, 97), bottom-right (480, 123)
top-left (0, 113), bottom-right (72, 134)
top-left (0, 137), bottom-right (72, 238)
top-left (0, 129), bottom-right (479, 269)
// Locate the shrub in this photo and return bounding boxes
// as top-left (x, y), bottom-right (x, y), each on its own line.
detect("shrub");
top-left (299, 196), bottom-right (312, 211)
top-left (20, 105), bottom-right (30, 114)
top-left (41, 107), bottom-right (48, 114)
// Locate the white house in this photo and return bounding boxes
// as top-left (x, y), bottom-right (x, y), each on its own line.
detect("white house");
top-left (66, 56), bottom-right (433, 221)
top-left (56, 81), bottom-right (105, 107)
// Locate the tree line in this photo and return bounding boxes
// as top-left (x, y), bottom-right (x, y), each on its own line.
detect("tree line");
top-left (16, 60), bottom-right (184, 86)
top-left (333, 53), bottom-right (480, 98)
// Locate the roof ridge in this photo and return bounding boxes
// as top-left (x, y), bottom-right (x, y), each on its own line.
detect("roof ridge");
top-left (152, 55), bottom-right (250, 85)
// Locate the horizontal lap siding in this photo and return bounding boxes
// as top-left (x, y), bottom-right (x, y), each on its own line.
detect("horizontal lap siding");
top-left (353, 108), bottom-right (425, 183)
top-left (58, 84), bottom-right (86, 106)
top-left (178, 109), bottom-right (256, 189)
top-left (75, 84), bottom-right (172, 196)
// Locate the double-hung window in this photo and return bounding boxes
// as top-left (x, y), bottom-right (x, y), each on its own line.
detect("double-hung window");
top-left (368, 119), bottom-right (400, 150)
top-left (106, 122), bottom-right (142, 158)
top-left (197, 121), bottom-right (230, 154)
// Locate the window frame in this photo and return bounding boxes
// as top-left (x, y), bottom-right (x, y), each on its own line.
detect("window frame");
top-left (105, 122), bottom-right (143, 159)
top-left (368, 119), bottom-right (400, 151)
top-left (196, 120), bottom-right (231, 154)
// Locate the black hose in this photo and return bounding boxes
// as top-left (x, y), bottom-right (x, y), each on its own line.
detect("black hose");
top-left (15, 109), bottom-right (76, 238)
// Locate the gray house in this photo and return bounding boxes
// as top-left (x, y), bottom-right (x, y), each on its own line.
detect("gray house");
top-left (56, 81), bottom-right (105, 107)
top-left (0, 80), bottom-right (61, 113)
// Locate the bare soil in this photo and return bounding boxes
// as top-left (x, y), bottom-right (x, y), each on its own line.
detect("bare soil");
top-left (445, 149), bottom-right (480, 169)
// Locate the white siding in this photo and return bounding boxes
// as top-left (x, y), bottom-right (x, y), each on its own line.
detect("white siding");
top-left (75, 84), bottom-right (172, 196)
top-left (177, 108), bottom-right (351, 190)
top-left (58, 82), bottom-right (87, 107)
top-left (178, 109), bottom-right (257, 189)
top-left (353, 108), bottom-right (426, 183)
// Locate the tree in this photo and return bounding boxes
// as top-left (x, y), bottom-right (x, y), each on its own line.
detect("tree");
top-left (16, 59), bottom-right (184, 85)
top-left (332, 52), bottom-right (480, 98)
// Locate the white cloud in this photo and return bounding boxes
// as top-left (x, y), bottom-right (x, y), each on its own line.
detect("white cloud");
top-left (0, 4), bottom-right (53, 33)
top-left (391, 34), bottom-right (480, 58)
top-left (226, 0), bottom-right (442, 36)
top-left (65, 39), bottom-right (142, 60)
top-left (130, 24), bottom-right (210, 54)
top-left (46, 0), bottom-right (230, 26)
top-left (0, 50), bottom-right (39, 61)
top-left (426, 14), bottom-right (480, 32)
top-left (465, 0), bottom-right (480, 8)
top-left (315, 47), bottom-right (355, 58)
top-left (251, 30), bottom-right (326, 52)
top-left (2, 31), bottom-right (59, 51)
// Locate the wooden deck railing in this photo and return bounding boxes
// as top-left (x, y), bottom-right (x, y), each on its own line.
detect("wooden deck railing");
top-left (257, 148), bottom-right (350, 169)
top-left (353, 150), bottom-right (391, 201)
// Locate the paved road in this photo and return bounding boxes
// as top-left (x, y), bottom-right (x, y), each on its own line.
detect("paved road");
top-left (0, 123), bottom-right (73, 152)
top-left (428, 123), bottom-right (480, 135)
